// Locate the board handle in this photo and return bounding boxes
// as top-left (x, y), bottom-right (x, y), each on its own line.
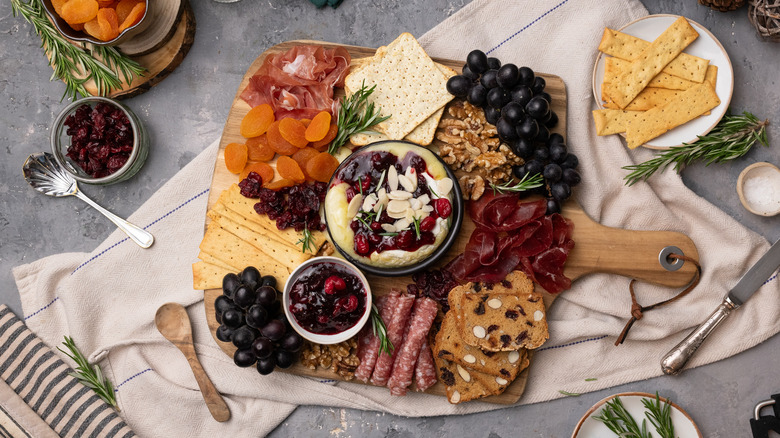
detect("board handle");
top-left (565, 222), bottom-right (699, 288)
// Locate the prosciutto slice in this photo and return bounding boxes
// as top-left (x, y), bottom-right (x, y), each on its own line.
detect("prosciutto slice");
top-left (240, 45), bottom-right (351, 119)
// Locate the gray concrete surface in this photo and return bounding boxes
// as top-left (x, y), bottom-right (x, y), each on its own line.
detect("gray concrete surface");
top-left (1, 0), bottom-right (779, 436)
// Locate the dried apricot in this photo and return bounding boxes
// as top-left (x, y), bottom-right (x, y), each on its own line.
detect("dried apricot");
top-left (266, 121), bottom-right (298, 156)
top-left (309, 124), bottom-right (338, 151)
top-left (52, 0), bottom-right (68, 14)
top-left (240, 162), bottom-right (274, 183)
top-left (306, 152), bottom-right (340, 183)
top-left (276, 156), bottom-right (306, 184)
top-left (278, 118), bottom-right (309, 148)
top-left (115, 0), bottom-right (140, 23)
top-left (240, 104), bottom-right (274, 138)
top-left (68, 22), bottom-right (85, 31)
top-left (224, 143), bottom-right (248, 174)
top-left (246, 135), bottom-right (275, 162)
top-left (265, 178), bottom-right (295, 191)
top-left (300, 119), bottom-right (312, 127)
top-left (292, 147), bottom-right (320, 180)
top-left (305, 111), bottom-right (332, 142)
top-left (60, 0), bottom-right (99, 24)
top-left (97, 0), bottom-right (114, 6)
top-left (118, 1), bottom-right (145, 32)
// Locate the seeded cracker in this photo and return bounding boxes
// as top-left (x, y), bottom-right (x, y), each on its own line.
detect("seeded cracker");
top-left (603, 17), bottom-right (699, 109)
top-left (349, 63), bottom-right (455, 146)
top-left (343, 33), bottom-right (454, 140)
top-left (598, 28), bottom-right (709, 83)
top-left (625, 82), bottom-right (720, 149)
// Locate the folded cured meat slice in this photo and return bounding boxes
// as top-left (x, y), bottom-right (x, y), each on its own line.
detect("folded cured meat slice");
top-left (387, 297), bottom-right (438, 396)
top-left (370, 293), bottom-right (415, 386)
top-left (414, 337), bottom-right (437, 392)
top-left (240, 45), bottom-right (351, 119)
top-left (354, 291), bottom-right (399, 382)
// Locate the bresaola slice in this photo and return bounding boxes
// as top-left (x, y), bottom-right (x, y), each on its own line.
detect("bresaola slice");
top-left (449, 193), bottom-right (574, 293)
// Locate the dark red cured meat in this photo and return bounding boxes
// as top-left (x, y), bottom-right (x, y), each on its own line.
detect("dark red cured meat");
top-left (387, 297), bottom-right (438, 396)
top-left (354, 292), bottom-right (399, 382)
top-left (370, 294), bottom-right (415, 386)
top-left (551, 213), bottom-right (574, 246)
top-left (240, 45), bottom-right (351, 120)
top-left (532, 246), bottom-right (573, 294)
top-left (413, 337), bottom-right (437, 392)
top-left (469, 193), bottom-right (546, 233)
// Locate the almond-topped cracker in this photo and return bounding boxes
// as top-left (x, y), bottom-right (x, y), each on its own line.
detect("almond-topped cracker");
top-left (598, 27), bottom-right (709, 83)
top-left (348, 63), bottom-right (456, 146)
top-left (625, 82), bottom-right (720, 149)
top-left (433, 355), bottom-right (491, 404)
top-left (603, 17), bottom-right (699, 109)
top-left (434, 311), bottom-right (527, 379)
top-left (343, 32), bottom-right (454, 140)
top-left (447, 272), bottom-right (549, 352)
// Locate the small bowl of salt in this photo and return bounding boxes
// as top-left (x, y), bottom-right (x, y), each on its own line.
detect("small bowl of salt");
top-left (737, 162), bottom-right (780, 217)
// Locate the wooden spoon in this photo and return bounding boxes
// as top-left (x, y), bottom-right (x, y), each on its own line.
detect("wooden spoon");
top-left (155, 302), bottom-right (231, 422)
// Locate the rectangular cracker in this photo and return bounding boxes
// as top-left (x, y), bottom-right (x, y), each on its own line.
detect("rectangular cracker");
top-left (602, 64), bottom-right (717, 112)
top-left (343, 32), bottom-right (454, 140)
top-left (199, 251), bottom-right (239, 271)
top-left (604, 17), bottom-right (699, 109)
top-left (193, 261), bottom-right (230, 290)
top-left (592, 109), bottom-right (646, 135)
top-left (349, 63), bottom-right (455, 146)
top-left (207, 209), bottom-right (312, 268)
top-left (605, 57), bottom-right (697, 91)
top-left (625, 82), bottom-right (720, 149)
top-left (199, 225), bottom-right (291, 283)
top-left (598, 27), bottom-right (709, 83)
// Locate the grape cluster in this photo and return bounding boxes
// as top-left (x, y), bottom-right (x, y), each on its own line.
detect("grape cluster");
top-left (215, 267), bottom-right (303, 375)
top-left (446, 49), bottom-right (581, 214)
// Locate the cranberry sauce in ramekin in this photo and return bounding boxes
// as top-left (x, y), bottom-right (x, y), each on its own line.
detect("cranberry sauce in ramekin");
top-left (287, 261), bottom-right (368, 335)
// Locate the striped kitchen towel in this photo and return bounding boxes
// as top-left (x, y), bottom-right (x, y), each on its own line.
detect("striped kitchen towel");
top-left (0, 305), bottom-right (135, 438)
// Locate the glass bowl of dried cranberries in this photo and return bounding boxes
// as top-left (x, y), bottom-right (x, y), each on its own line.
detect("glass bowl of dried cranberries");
top-left (51, 96), bottom-right (148, 185)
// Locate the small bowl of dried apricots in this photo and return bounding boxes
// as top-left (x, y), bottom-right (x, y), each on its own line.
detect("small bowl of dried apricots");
top-left (43, 0), bottom-right (148, 45)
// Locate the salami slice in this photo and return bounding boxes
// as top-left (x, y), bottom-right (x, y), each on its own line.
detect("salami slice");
top-left (387, 297), bottom-right (438, 396)
top-left (413, 337), bottom-right (437, 392)
top-left (370, 294), bottom-right (415, 386)
top-left (354, 292), bottom-right (399, 382)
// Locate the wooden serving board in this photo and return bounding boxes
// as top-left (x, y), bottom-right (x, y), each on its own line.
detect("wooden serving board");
top-left (202, 41), bottom-right (699, 405)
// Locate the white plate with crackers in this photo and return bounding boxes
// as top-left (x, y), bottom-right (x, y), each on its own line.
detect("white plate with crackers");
top-left (571, 392), bottom-right (702, 438)
top-left (592, 14), bottom-right (733, 150)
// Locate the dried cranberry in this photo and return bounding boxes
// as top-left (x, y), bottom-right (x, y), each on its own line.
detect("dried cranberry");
top-left (419, 216), bottom-right (436, 232)
top-left (434, 198), bottom-right (452, 219)
top-left (354, 233), bottom-right (370, 255)
top-left (324, 276), bottom-right (345, 294)
top-left (370, 221), bottom-right (382, 231)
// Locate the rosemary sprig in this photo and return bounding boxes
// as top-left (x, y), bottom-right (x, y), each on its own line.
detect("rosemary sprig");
top-left (11, 0), bottom-right (145, 100)
top-left (592, 396), bottom-right (651, 438)
top-left (412, 216), bottom-right (421, 239)
top-left (328, 80), bottom-right (391, 155)
top-left (296, 226), bottom-right (315, 253)
top-left (642, 393), bottom-right (675, 438)
top-left (490, 173), bottom-right (544, 195)
top-left (370, 304), bottom-right (393, 355)
top-left (57, 336), bottom-right (119, 411)
top-left (623, 112), bottom-right (769, 186)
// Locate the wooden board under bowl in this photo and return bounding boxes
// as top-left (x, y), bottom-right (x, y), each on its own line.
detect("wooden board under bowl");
top-left (202, 40), bottom-right (699, 405)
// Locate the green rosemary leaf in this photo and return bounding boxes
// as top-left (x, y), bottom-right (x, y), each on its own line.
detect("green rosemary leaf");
top-left (642, 392), bottom-right (675, 438)
top-left (329, 80), bottom-right (391, 155)
top-left (559, 390), bottom-right (581, 397)
top-left (623, 112), bottom-right (769, 186)
top-left (490, 173), bottom-right (544, 195)
top-left (370, 304), bottom-right (393, 355)
top-left (592, 396), bottom-right (651, 438)
top-left (296, 226), bottom-right (315, 253)
top-left (58, 336), bottom-right (119, 411)
top-left (585, 377), bottom-right (598, 382)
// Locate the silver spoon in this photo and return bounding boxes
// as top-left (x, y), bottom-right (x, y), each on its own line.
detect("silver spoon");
top-left (22, 152), bottom-right (154, 249)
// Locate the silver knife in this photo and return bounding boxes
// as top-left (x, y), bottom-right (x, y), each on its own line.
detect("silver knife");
top-left (661, 238), bottom-right (780, 375)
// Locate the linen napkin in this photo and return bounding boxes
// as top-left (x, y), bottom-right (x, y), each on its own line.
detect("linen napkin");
top-left (12, 0), bottom-right (780, 436)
